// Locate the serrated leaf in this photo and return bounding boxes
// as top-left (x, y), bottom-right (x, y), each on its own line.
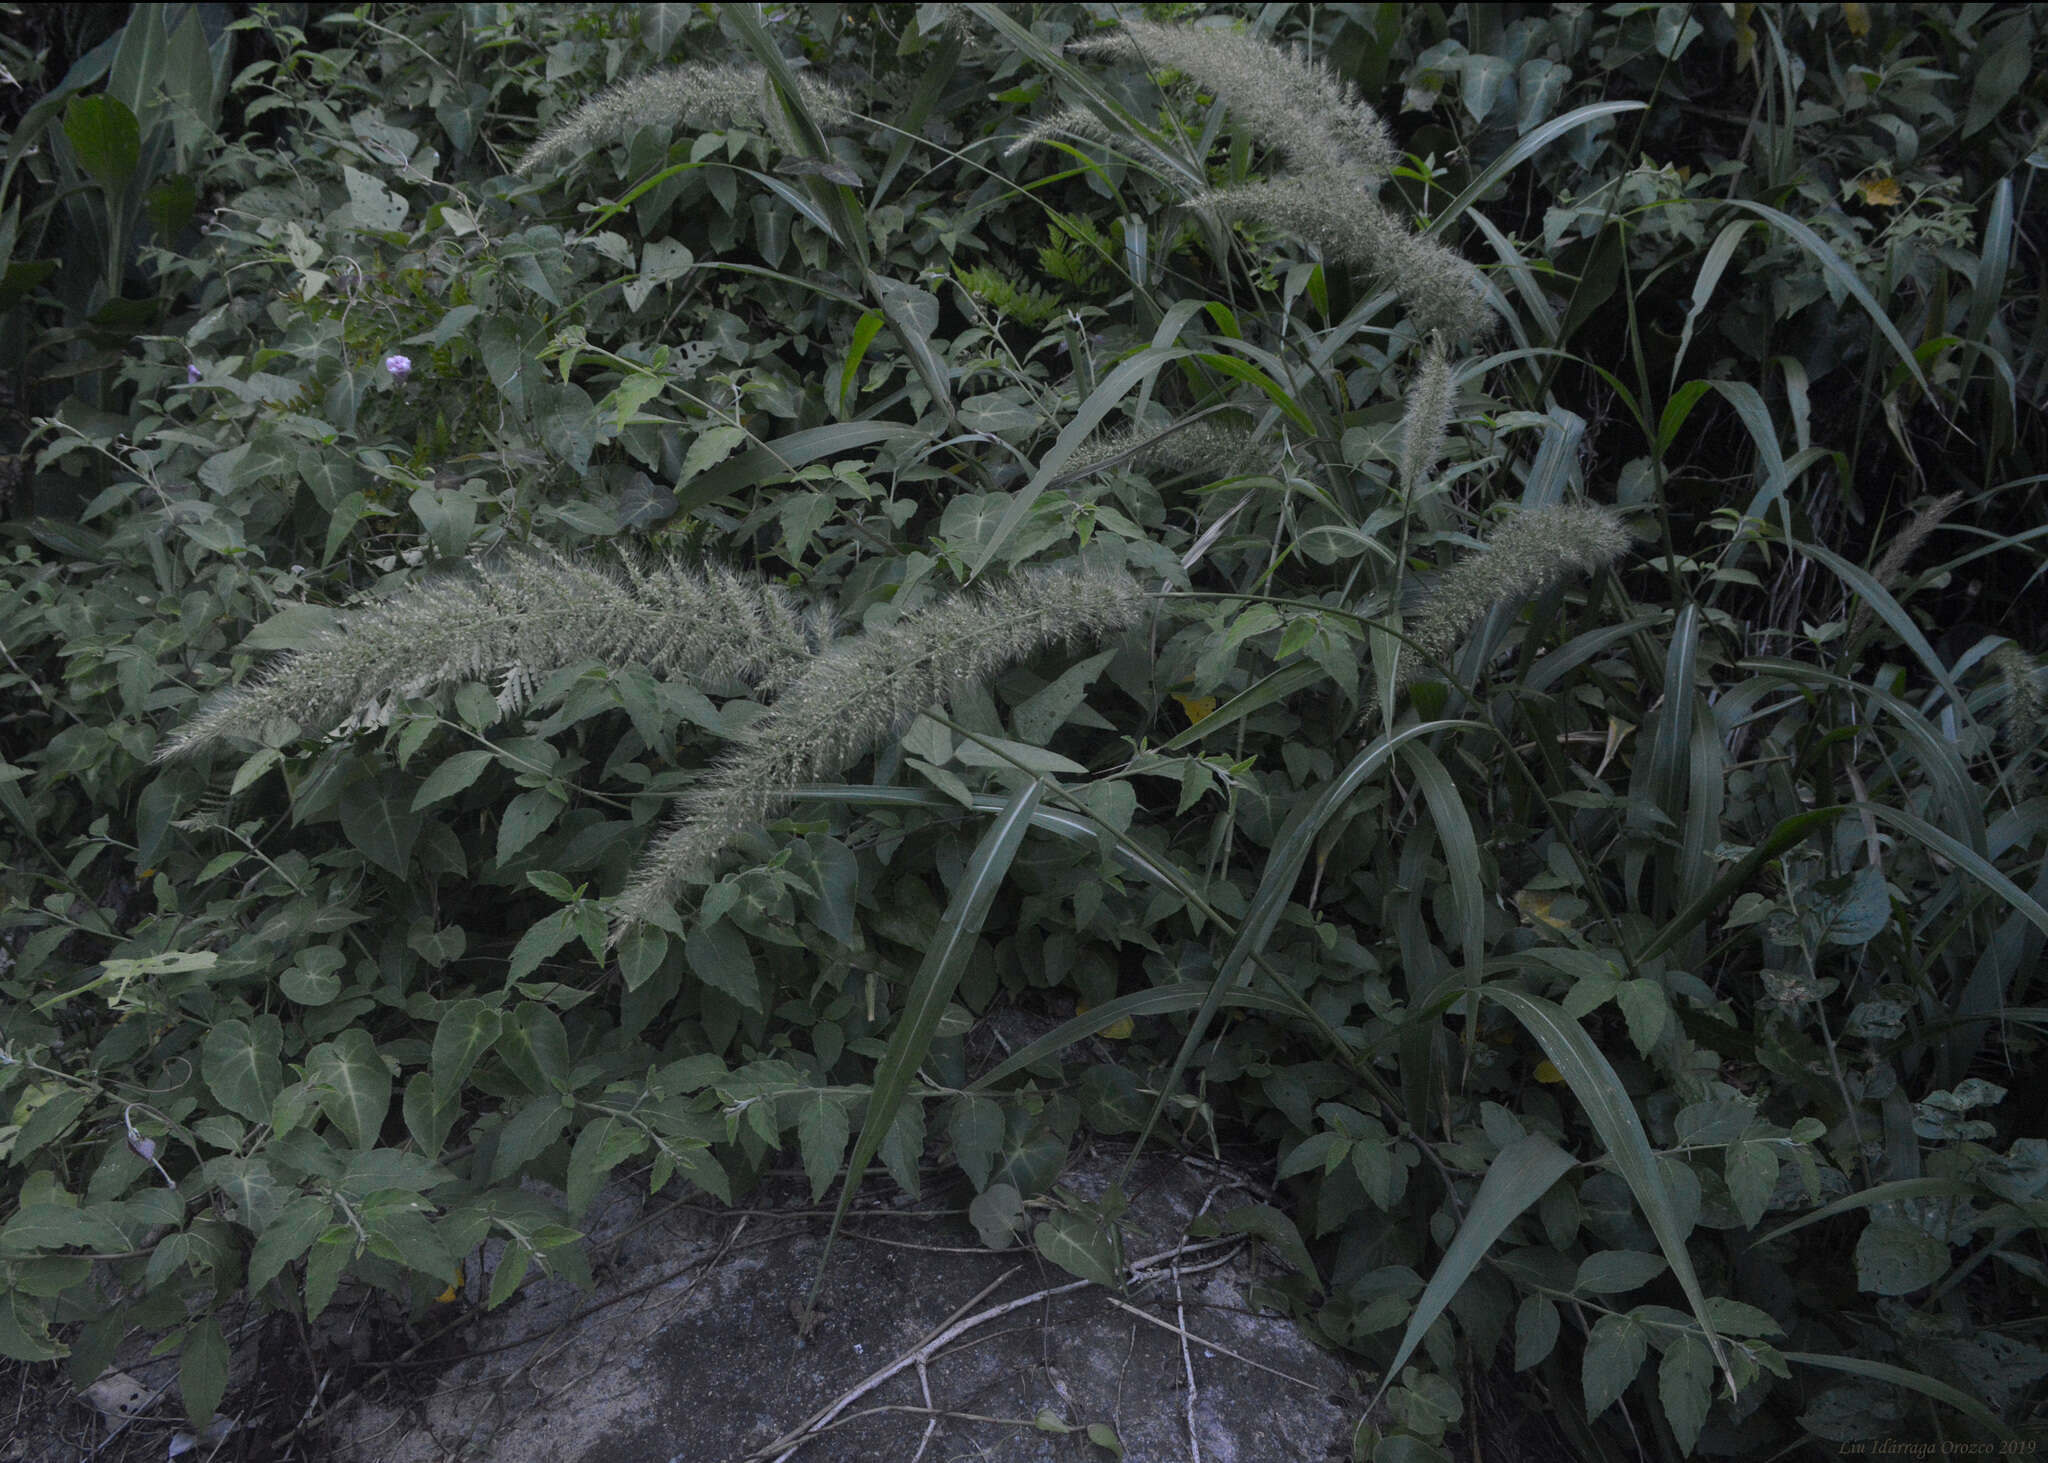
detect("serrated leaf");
top-left (1854, 1218), bottom-right (1950, 1295)
top-left (532, 381), bottom-right (596, 475)
top-left (1011, 648), bottom-right (1114, 745)
top-left (1660, 1334), bottom-right (1714, 1454)
top-left (506, 911), bottom-right (578, 984)
top-left (304, 1233), bottom-right (351, 1321)
top-left (1514, 1295), bottom-right (1560, 1371)
top-left (1574, 1250), bottom-right (1668, 1295)
top-left (1725, 1140), bottom-right (1778, 1229)
top-left (412, 749), bottom-right (493, 810)
top-left (179, 1316), bottom-right (227, 1427)
top-left (1583, 1312), bottom-right (1648, 1419)
top-left (489, 1096), bottom-right (572, 1181)
top-left (248, 1196), bottom-right (333, 1294)
top-left (1033, 1212), bottom-right (1122, 1288)
top-left (567, 1116), bottom-right (648, 1217)
top-left (0, 1204), bottom-right (131, 1255)
top-left (616, 925), bottom-right (668, 991)
top-left (1814, 865), bottom-right (1890, 947)
top-left (1615, 979), bottom-right (1668, 1053)
top-left (341, 164), bottom-right (407, 230)
top-left (1217, 1204), bottom-right (1322, 1291)
top-left (496, 788), bottom-right (564, 864)
top-left (686, 918), bottom-right (762, 1012)
top-left (487, 1241), bottom-right (532, 1310)
top-left (793, 1091), bottom-right (851, 1202)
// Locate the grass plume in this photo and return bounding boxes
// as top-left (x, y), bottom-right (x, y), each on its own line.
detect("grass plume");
top-left (1191, 179), bottom-right (1489, 337)
top-left (1070, 19), bottom-right (1396, 183)
top-left (1003, 106), bottom-right (1193, 181)
top-left (1361, 505), bottom-right (1633, 723)
top-left (518, 61), bottom-right (853, 175)
top-left (1063, 416), bottom-right (1264, 482)
top-left (1397, 337), bottom-right (1456, 491)
top-left (1847, 489), bottom-right (1964, 644)
top-left (1033, 21), bottom-right (1488, 338)
top-left (610, 563), bottom-right (1148, 940)
top-left (156, 545), bottom-right (827, 762)
top-left (1404, 505), bottom-right (1633, 676)
top-left (1989, 644), bottom-right (2045, 753)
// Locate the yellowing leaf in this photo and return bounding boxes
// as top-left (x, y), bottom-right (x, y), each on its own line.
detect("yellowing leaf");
top-left (435, 1263), bottom-right (465, 1304)
top-left (1534, 1060), bottom-right (1565, 1085)
top-left (1516, 888), bottom-right (1573, 932)
top-left (1171, 693), bottom-right (1217, 726)
top-left (1842, 2), bottom-right (1871, 37)
top-left (1732, 3), bottom-right (1757, 72)
top-left (1858, 176), bottom-right (1903, 207)
top-left (1075, 1000), bottom-right (1133, 1041)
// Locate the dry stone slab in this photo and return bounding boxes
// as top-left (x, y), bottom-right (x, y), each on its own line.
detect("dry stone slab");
top-left (331, 1148), bottom-right (1369, 1463)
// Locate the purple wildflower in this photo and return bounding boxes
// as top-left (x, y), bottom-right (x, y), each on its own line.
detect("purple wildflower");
top-left (384, 354), bottom-right (412, 379)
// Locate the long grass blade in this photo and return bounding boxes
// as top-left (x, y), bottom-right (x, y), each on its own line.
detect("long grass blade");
top-left (805, 782), bottom-right (1042, 1312)
top-left (1781, 1352), bottom-right (2015, 1439)
top-left (1638, 807), bottom-right (1843, 965)
top-left (1482, 985), bottom-right (1734, 1392)
top-left (967, 982), bottom-right (1302, 1092)
top-left (1426, 101), bottom-right (1647, 237)
top-left (1118, 721), bottom-right (1485, 1188)
top-left (969, 345), bottom-right (1196, 580)
top-left (1749, 1176), bottom-right (1981, 1247)
top-left (1369, 1135), bottom-right (1578, 1410)
top-left (1862, 802), bottom-right (2048, 941)
top-left (1723, 199), bottom-right (1932, 399)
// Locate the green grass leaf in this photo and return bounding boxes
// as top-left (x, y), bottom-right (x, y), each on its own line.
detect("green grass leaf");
top-left (1722, 199), bottom-right (1931, 400)
top-left (1782, 1351), bottom-right (2016, 1439)
top-left (1426, 101), bottom-right (1647, 239)
top-left (808, 782), bottom-right (1043, 1309)
top-left (1370, 1134), bottom-right (1577, 1411)
top-left (1481, 987), bottom-right (1734, 1393)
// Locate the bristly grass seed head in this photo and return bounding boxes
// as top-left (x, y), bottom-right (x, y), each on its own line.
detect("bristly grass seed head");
top-left (1070, 18), bottom-right (1397, 183)
top-left (1064, 416), bottom-right (1264, 482)
top-left (155, 544), bottom-right (824, 763)
top-left (1397, 337), bottom-right (1456, 492)
top-left (518, 62), bottom-right (853, 176)
top-left (1403, 505), bottom-right (1634, 679)
top-left (1038, 21), bottom-right (1489, 338)
top-left (609, 563), bottom-right (1149, 941)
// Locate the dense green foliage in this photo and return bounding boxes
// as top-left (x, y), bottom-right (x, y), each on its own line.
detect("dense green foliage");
top-left (2, 3), bottom-right (2044, 1456)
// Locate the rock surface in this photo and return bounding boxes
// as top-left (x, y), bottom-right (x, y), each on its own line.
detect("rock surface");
top-left (331, 1148), bottom-right (1369, 1463)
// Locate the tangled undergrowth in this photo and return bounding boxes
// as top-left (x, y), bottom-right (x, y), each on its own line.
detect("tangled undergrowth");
top-left (1, 3), bottom-right (2044, 1457)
